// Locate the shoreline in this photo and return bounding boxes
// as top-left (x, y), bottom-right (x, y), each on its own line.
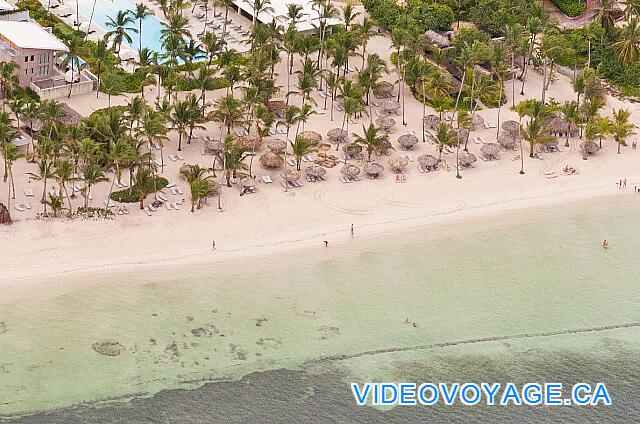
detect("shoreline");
top-left (1, 178), bottom-right (631, 287)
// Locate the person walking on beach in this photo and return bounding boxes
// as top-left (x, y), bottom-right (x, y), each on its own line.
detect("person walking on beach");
top-left (324, 240), bottom-right (329, 248)
top-left (350, 224), bottom-right (354, 238)
top-left (619, 179), bottom-right (623, 189)
top-left (212, 240), bottom-right (216, 251)
top-left (624, 178), bottom-right (627, 189)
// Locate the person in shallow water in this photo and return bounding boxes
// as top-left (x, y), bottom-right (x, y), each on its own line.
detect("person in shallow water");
top-left (603, 240), bottom-right (608, 249)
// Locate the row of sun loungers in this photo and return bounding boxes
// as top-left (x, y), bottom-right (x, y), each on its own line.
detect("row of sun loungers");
top-left (282, 181), bottom-right (303, 189)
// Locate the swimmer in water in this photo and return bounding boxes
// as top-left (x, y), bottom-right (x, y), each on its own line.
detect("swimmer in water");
top-left (603, 239), bottom-right (608, 249)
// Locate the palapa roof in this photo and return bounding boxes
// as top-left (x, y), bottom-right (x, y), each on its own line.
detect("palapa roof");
top-left (281, 169), bottom-right (301, 181)
top-left (266, 100), bottom-right (285, 113)
top-left (235, 135), bottom-right (261, 150)
top-left (388, 156), bottom-right (409, 173)
top-left (305, 164), bottom-right (327, 177)
top-left (580, 140), bottom-right (600, 155)
top-left (297, 130), bottom-right (322, 145)
top-left (418, 154), bottom-right (438, 167)
top-left (267, 138), bottom-right (286, 152)
top-left (501, 120), bottom-right (520, 134)
top-left (259, 151), bottom-right (283, 168)
top-left (422, 30), bottom-right (450, 48)
top-left (397, 134), bottom-right (419, 150)
top-left (548, 116), bottom-right (578, 135)
top-left (380, 99), bottom-right (401, 111)
top-left (458, 151), bottom-right (477, 165)
top-left (423, 114), bottom-right (440, 129)
top-left (239, 177), bottom-right (257, 189)
top-left (204, 140), bottom-right (223, 155)
top-left (373, 81), bottom-right (395, 98)
top-left (497, 133), bottom-right (516, 148)
top-left (376, 117), bottom-right (396, 128)
top-left (363, 161), bottom-right (384, 176)
top-left (327, 128), bottom-right (348, 141)
top-left (27, 103), bottom-right (83, 132)
top-left (342, 143), bottom-right (363, 158)
top-left (480, 143), bottom-right (500, 157)
top-left (340, 164), bottom-right (361, 178)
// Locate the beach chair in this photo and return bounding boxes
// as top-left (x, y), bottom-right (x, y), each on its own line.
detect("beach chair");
top-left (167, 183), bottom-right (176, 188)
top-left (154, 159), bottom-right (165, 167)
top-left (176, 154), bottom-right (184, 161)
top-left (286, 158), bottom-right (296, 167)
top-left (262, 175), bottom-right (273, 184)
top-left (418, 165), bottom-right (426, 173)
top-left (169, 155), bottom-right (178, 162)
top-left (14, 204), bottom-right (25, 212)
top-left (165, 202), bottom-right (172, 210)
top-left (177, 187), bottom-right (183, 195)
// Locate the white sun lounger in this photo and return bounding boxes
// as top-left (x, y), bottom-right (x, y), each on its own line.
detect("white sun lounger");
top-left (157, 193), bottom-right (169, 202)
top-left (14, 204), bottom-right (25, 212)
top-left (169, 155), bottom-right (178, 162)
top-left (154, 159), bottom-right (165, 167)
top-left (261, 175), bottom-right (273, 183)
top-left (24, 187), bottom-right (34, 197)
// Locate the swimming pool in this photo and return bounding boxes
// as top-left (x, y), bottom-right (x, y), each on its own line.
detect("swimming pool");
top-left (77, 0), bottom-right (167, 54)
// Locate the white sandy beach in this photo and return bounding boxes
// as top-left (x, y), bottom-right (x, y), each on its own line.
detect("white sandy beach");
top-left (2, 8), bottom-right (640, 285)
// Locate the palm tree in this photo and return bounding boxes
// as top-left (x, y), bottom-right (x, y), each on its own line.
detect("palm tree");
top-left (505, 24), bottom-right (524, 108)
top-left (54, 159), bottom-right (75, 214)
top-left (43, 193), bottom-right (66, 217)
top-left (105, 10), bottom-right (138, 57)
top-left (595, 0), bottom-right (616, 35)
top-left (211, 95), bottom-right (245, 135)
top-left (133, 3), bottom-right (153, 53)
top-left (592, 115), bottom-right (613, 148)
top-left (352, 124), bottom-right (389, 161)
top-left (390, 28), bottom-right (409, 125)
top-left (170, 99), bottom-right (191, 151)
top-left (611, 109), bottom-right (636, 154)
top-left (428, 122), bottom-right (457, 161)
top-left (1, 142), bottom-right (22, 211)
top-left (248, 0), bottom-right (275, 29)
top-left (612, 19), bottom-right (640, 66)
top-left (27, 158), bottom-right (55, 214)
top-left (223, 136), bottom-right (248, 187)
top-left (182, 164), bottom-right (217, 211)
top-left (290, 135), bottom-right (315, 170)
top-left (560, 101), bottom-right (580, 147)
top-left (81, 162), bottom-right (108, 211)
top-left (0, 61), bottom-right (18, 107)
top-left (89, 39), bottom-right (111, 99)
top-left (521, 116), bottom-right (554, 158)
top-left (21, 100), bottom-right (41, 155)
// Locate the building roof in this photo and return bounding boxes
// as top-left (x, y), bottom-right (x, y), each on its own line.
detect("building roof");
top-left (0, 21), bottom-right (68, 51)
top-left (233, 0), bottom-right (342, 32)
top-left (0, 0), bottom-right (16, 12)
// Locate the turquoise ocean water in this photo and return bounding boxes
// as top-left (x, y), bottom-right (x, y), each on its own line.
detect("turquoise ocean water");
top-left (1, 194), bottom-right (640, 422)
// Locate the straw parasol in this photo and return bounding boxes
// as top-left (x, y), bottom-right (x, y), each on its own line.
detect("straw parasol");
top-left (281, 169), bottom-right (301, 181)
top-left (417, 154), bottom-right (439, 171)
top-left (580, 140), bottom-right (600, 156)
top-left (471, 114), bottom-right (484, 129)
top-left (458, 151), bottom-right (477, 168)
top-left (235, 135), bottom-right (261, 151)
top-left (548, 117), bottom-right (578, 137)
top-left (480, 143), bottom-right (500, 160)
top-left (26, 103), bottom-right (83, 132)
top-left (363, 161), bottom-right (384, 178)
top-left (267, 138), bottom-right (286, 153)
top-left (376, 116), bottom-right (396, 131)
top-left (501, 120), bottom-right (520, 136)
top-left (327, 128), bottom-right (348, 144)
top-left (340, 164), bottom-right (361, 179)
top-left (423, 114), bottom-right (441, 130)
top-left (374, 81), bottom-right (395, 98)
top-left (397, 134), bottom-right (419, 150)
top-left (204, 140), bottom-right (223, 155)
top-left (497, 133), bottom-right (516, 149)
top-left (239, 177), bottom-right (257, 190)
top-left (342, 143), bottom-right (363, 159)
top-left (259, 151), bottom-right (283, 168)
top-left (266, 100), bottom-right (285, 114)
top-left (297, 130), bottom-right (322, 146)
top-left (388, 156), bottom-right (409, 174)
top-left (422, 30), bottom-right (450, 48)
top-left (305, 164), bottom-right (327, 178)
top-left (381, 99), bottom-right (401, 113)
top-left (456, 128), bottom-right (469, 143)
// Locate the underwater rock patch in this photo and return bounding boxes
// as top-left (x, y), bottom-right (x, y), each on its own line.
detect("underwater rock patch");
top-left (92, 340), bottom-right (125, 357)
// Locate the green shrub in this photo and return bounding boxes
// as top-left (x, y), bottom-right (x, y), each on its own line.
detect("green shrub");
top-left (111, 177), bottom-right (169, 203)
top-left (548, 0), bottom-right (586, 17)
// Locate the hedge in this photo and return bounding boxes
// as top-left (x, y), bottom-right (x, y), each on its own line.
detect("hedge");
top-left (110, 177), bottom-right (169, 203)
top-left (549, 0), bottom-right (586, 17)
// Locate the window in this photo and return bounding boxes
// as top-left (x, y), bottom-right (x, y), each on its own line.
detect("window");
top-left (30, 55), bottom-right (34, 61)
top-left (24, 56), bottom-right (28, 62)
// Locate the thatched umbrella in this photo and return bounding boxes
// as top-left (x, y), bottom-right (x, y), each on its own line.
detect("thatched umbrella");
top-left (580, 141), bottom-right (600, 156)
top-left (480, 143), bottom-right (500, 160)
top-left (305, 164), bottom-right (327, 179)
top-left (236, 135), bottom-right (261, 151)
top-left (471, 113), bottom-right (484, 129)
top-left (327, 128), bottom-right (348, 144)
top-left (259, 151), bottom-right (283, 168)
top-left (27, 103), bottom-right (83, 132)
top-left (340, 164), bottom-right (361, 180)
top-left (422, 30), bottom-right (450, 48)
top-left (376, 116), bottom-right (396, 131)
top-left (374, 81), bottom-right (395, 98)
top-left (397, 134), bottom-right (419, 150)
top-left (418, 154), bottom-right (439, 171)
top-left (501, 120), bottom-right (520, 136)
top-left (458, 151), bottom-right (477, 168)
top-left (239, 177), bottom-right (257, 190)
top-left (267, 138), bottom-right (287, 153)
top-left (388, 156), bottom-right (409, 174)
top-left (381, 99), bottom-right (401, 113)
top-left (423, 114), bottom-right (440, 130)
top-left (342, 143), bottom-right (363, 159)
top-left (497, 133), bottom-right (516, 150)
top-left (179, 164), bottom-right (192, 179)
top-left (281, 169), bottom-right (301, 181)
top-left (456, 128), bottom-right (469, 144)
top-left (266, 100), bottom-right (285, 114)
top-left (363, 161), bottom-right (384, 178)
top-left (204, 140), bottom-right (223, 155)
top-left (298, 130), bottom-right (322, 146)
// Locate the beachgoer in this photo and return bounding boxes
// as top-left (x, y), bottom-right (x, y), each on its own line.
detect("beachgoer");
top-left (212, 240), bottom-right (216, 251)
top-left (624, 178), bottom-right (627, 189)
top-left (619, 179), bottom-right (623, 189)
top-left (350, 224), bottom-right (354, 238)
top-left (412, 322), bottom-right (417, 328)
top-left (405, 318), bottom-right (410, 324)
top-left (603, 240), bottom-right (608, 249)
top-left (324, 240), bottom-right (328, 247)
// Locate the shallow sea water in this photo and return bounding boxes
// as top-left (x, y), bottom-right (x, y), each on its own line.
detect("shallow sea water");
top-left (2, 194), bottom-right (640, 422)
